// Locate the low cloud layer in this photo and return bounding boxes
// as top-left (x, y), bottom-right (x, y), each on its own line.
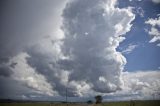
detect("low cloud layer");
top-left (122, 71), bottom-right (160, 100)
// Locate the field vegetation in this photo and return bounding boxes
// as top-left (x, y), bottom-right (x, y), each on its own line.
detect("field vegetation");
top-left (0, 100), bottom-right (160, 106)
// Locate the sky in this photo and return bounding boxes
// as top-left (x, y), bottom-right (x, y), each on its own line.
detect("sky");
top-left (0, 0), bottom-right (160, 101)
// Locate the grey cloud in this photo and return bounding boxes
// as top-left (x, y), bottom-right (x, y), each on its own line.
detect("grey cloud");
top-left (0, 66), bottom-right (12, 77)
top-left (1, 0), bottom-right (160, 100)
top-left (0, 76), bottom-right (37, 99)
top-left (60, 0), bottom-right (134, 94)
top-left (0, 59), bottom-right (13, 77)
top-left (26, 39), bottom-right (68, 96)
top-left (0, 0), bottom-right (66, 58)
top-left (0, 0), bottom-right (67, 99)
top-left (24, 0), bottom-right (135, 97)
top-left (1, 0), bottom-right (136, 98)
top-left (9, 52), bottom-right (55, 96)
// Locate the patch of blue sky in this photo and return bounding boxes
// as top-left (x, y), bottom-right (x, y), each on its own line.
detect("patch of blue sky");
top-left (117, 0), bottom-right (160, 71)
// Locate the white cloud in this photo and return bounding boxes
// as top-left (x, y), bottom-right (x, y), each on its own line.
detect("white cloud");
top-left (122, 71), bottom-right (160, 100)
top-left (103, 71), bottom-right (160, 101)
top-left (145, 15), bottom-right (160, 26)
top-left (61, 0), bottom-right (135, 96)
top-left (122, 44), bottom-right (138, 54)
top-left (145, 15), bottom-right (160, 46)
top-left (9, 52), bottom-right (56, 96)
top-left (152, 0), bottom-right (160, 4)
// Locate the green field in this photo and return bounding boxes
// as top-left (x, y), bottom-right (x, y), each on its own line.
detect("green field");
top-left (0, 100), bottom-right (160, 106)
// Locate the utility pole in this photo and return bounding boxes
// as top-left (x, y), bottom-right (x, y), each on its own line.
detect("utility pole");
top-left (66, 85), bottom-right (68, 106)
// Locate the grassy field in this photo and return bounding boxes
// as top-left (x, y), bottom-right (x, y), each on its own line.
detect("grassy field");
top-left (102, 100), bottom-right (160, 106)
top-left (0, 100), bottom-right (160, 106)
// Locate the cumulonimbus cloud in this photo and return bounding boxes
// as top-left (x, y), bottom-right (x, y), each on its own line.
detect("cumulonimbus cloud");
top-left (5, 0), bottom-right (135, 97)
top-left (59, 0), bottom-right (135, 96)
top-left (2, 0), bottom-right (160, 100)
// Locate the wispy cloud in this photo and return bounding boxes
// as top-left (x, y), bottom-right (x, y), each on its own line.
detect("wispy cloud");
top-left (152, 0), bottom-right (160, 4)
top-left (122, 44), bottom-right (138, 54)
top-left (136, 7), bottom-right (144, 17)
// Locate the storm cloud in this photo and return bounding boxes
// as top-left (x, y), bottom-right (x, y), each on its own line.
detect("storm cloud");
top-left (1, 0), bottom-right (160, 100)
top-left (60, 0), bottom-right (135, 94)
top-left (24, 0), bottom-right (135, 97)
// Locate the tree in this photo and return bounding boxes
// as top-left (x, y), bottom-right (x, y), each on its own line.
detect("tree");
top-left (95, 95), bottom-right (103, 104)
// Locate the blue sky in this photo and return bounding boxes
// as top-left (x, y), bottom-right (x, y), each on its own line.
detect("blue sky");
top-left (0, 0), bottom-right (160, 101)
top-left (117, 0), bottom-right (160, 71)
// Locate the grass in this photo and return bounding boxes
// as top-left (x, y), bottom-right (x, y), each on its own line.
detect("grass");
top-left (102, 100), bottom-right (160, 106)
top-left (0, 100), bottom-right (160, 106)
